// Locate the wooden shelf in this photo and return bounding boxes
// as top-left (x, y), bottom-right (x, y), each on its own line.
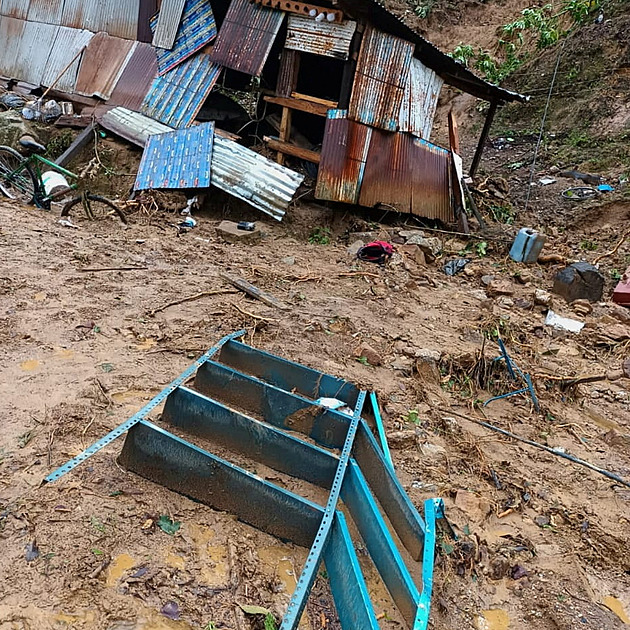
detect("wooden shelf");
top-left (264, 136), bottom-right (321, 163)
top-left (264, 94), bottom-right (335, 117)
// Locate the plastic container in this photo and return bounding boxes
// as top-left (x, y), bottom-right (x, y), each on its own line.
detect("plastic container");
top-left (509, 228), bottom-right (546, 263)
top-left (41, 171), bottom-right (70, 197)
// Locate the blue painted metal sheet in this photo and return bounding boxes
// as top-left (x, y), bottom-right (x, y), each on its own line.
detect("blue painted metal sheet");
top-left (134, 121), bottom-right (214, 190)
top-left (151, 0), bottom-right (217, 75)
top-left (370, 391), bottom-right (393, 467)
top-left (141, 52), bottom-right (221, 128)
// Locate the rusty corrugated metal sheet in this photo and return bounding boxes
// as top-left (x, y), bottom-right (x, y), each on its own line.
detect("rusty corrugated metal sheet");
top-left (348, 26), bottom-right (414, 132)
top-left (7, 19), bottom-right (58, 86)
top-left (107, 42), bottom-right (158, 111)
top-left (41, 26), bottom-right (94, 93)
top-left (141, 52), bottom-right (222, 128)
top-left (398, 58), bottom-right (443, 140)
top-left (0, 0), bottom-right (29, 20)
top-left (28, 0), bottom-right (64, 24)
top-left (358, 129), bottom-right (452, 221)
top-left (315, 109), bottom-right (372, 204)
top-left (285, 15), bottom-right (356, 60)
top-left (61, 0), bottom-right (141, 40)
top-left (75, 33), bottom-right (137, 100)
top-left (276, 48), bottom-right (299, 97)
top-left (210, 0), bottom-right (284, 77)
top-left (152, 0), bottom-right (186, 49)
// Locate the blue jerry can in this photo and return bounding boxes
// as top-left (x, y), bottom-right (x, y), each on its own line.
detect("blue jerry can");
top-left (509, 228), bottom-right (546, 263)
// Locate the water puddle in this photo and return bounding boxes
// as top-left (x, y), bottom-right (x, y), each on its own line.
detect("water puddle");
top-left (165, 550), bottom-right (186, 571)
top-left (602, 596), bottom-right (630, 624)
top-left (111, 389), bottom-right (154, 404)
top-left (53, 349), bottom-right (75, 360)
top-left (259, 546), bottom-right (298, 595)
top-left (479, 609), bottom-right (510, 630)
top-left (106, 553), bottom-right (136, 587)
top-left (135, 338), bottom-right (157, 351)
top-left (20, 359), bottom-right (40, 371)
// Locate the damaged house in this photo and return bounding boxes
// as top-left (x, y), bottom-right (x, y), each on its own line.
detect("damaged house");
top-left (0, 0), bottom-right (526, 220)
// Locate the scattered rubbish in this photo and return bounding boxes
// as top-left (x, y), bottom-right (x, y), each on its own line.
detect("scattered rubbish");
top-left (179, 217), bottom-right (197, 229)
top-left (538, 177), bottom-right (556, 185)
top-left (443, 408), bottom-right (630, 488)
top-left (509, 228), bottom-right (546, 263)
top-left (602, 596), bottom-right (630, 625)
top-left (157, 515), bottom-right (181, 536)
top-left (58, 219), bottom-right (80, 229)
top-left (25, 540), bottom-right (40, 562)
top-left (216, 220), bottom-right (261, 244)
top-left (553, 262), bottom-right (604, 303)
top-left (46, 331), bottom-right (446, 629)
top-left (315, 397), bottom-right (353, 415)
top-left (561, 186), bottom-right (597, 200)
top-left (238, 221), bottom-right (256, 231)
top-left (484, 339), bottom-right (539, 412)
top-left (613, 266), bottom-right (630, 305)
top-left (357, 241), bottom-right (394, 265)
top-left (22, 99), bottom-right (62, 123)
top-left (598, 183), bottom-right (614, 192)
top-left (160, 601), bottom-right (181, 621)
top-left (0, 92), bottom-right (26, 110)
top-left (444, 258), bottom-right (471, 276)
top-left (219, 271), bottom-right (289, 310)
top-left (558, 169), bottom-right (603, 185)
top-left (239, 604), bottom-right (274, 616)
top-left (42, 171), bottom-right (71, 197)
top-left (545, 310), bottom-right (585, 333)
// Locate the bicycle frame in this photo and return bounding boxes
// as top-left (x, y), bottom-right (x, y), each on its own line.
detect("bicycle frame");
top-left (26, 154), bottom-right (79, 208)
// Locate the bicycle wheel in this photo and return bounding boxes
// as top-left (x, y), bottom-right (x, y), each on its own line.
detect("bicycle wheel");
top-left (0, 146), bottom-right (37, 205)
top-left (61, 193), bottom-right (127, 225)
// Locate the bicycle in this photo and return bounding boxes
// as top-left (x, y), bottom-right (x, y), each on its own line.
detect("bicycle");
top-left (0, 136), bottom-right (126, 224)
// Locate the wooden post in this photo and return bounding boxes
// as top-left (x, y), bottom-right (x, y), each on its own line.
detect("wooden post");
top-left (277, 107), bottom-right (292, 165)
top-left (469, 99), bottom-right (498, 179)
top-left (448, 109), bottom-right (468, 233)
top-left (55, 122), bottom-right (96, 167)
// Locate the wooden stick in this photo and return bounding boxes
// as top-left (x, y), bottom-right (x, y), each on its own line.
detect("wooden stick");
top-left (232, 304), bottom-right (278, 322)
top-left (440, 408), bottom-right (630, 488)
top-left (80, 266), bottom-right (148, 272)
top-left (41, 46), bottom-right (86, 101)
top-left (220, 271), bottom-right (290, 310)
top-left (150, 289), bottom-right (238, 316)
top-left (593, 228), bottom-right (630, 264)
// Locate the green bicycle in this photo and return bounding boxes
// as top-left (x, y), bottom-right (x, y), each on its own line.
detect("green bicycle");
top-left (0, 136), bottom-right (126, 224)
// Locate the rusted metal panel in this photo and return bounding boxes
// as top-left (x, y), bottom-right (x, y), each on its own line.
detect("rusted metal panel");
top-left (141, 52), bottom-right (222, 128)
top-left (61, 0), bottom-right (141, 40)
top-left (10, 19), bottom-right (58, 86)
top-left (0, 16), bottom-right (25, 79)
top-left (276, 48), bottom-right (300, 98)
top-left (27, 0), bottom-right (64, 24)
top-left (137, 0), bottom-right (158, 42)
top-left (41, 26), bottom-right (94, 93)
top-left (98, 106), bottom-right (173, 147)
top-left (107, 42), bottom-right (158, 111)
top-left (210, 0), bottom-right (284, 77)
top-left (348, 26), bottom-right (414, 132)
top-left (152, 0), bottom-right (217, 75)
top-left (285, 15), bottom-right (356, 60)
top-left (359, 129), bottom-right (452, 221)
top-left (0, 0), bottom-right (29, 20)
top-left (315, 109), bottom-right (371, 205)
top-left (399, 58), bottom-right (443, 140)
top-left (76, 33), bottom-right (137, 100)
top-left (152, 0), bottom-right (186, 49)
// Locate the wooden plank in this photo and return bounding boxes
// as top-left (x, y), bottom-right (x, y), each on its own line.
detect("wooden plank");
top-left (278, 107), bottom-right (292, 165)
top-left (264, 95), bottom-right (330, 117)
top-left (448, 109), bottom-right (460, 154)
top-left (253, 0), bottom-right (343, 21)
top-left (219, 271), bottom-right (290, 310)
top-left (291, 92), bottom-right (337, 108)
top-left (55, 122), bottom-right (96, 167)
top-left (470, 99), bottom-right (498, 178)
top-left (264, 137), bottom-right (321, 164)
top-left (276, 49), bottom-right (300, 98)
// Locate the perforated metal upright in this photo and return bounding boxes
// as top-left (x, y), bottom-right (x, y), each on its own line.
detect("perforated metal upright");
top-left (46, 330), bottom-right (444, 629)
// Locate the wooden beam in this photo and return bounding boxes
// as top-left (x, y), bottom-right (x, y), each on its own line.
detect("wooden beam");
top-left (263, 137), bottom-right (321, 163)
top-left (252, 0), bottom-right (344, 21)
top-left (290, 92), bottom-right (337, 108)
top-left (469, 100), bottom-right (498, 178)
top-left (277, 107), bottom-right (292, 165)
top-left (264, 95), bottom-right (331, 117)
top-left (448, 109), bottom-right (460, 155)
top-left (55, 122), bottom-right (96, 167)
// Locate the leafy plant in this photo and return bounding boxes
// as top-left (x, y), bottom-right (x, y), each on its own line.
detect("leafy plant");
top-left (406, 409), bottom-right (420, 425)
top-left (579, 239), bottom-right (598, 251)
top-left (308, 226), bottom-right (332, 245)
top-left (611, 269), bottom-right (622, 281)
top-left (490, 204), bottom-right (515, 224)
top-left (475, 241), bottom-right (488, 257)
top-left (90, 516), bottom-right (106, 534)
top-left (356, 356), bottom-right (370, 366)
top-left (264, 613), bottom-right (279, 630)
top-left (157, 515), bottom-right (181, 535)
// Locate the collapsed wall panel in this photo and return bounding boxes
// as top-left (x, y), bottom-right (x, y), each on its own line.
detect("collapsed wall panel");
top-left (285, 15), bottom-right (356, 60)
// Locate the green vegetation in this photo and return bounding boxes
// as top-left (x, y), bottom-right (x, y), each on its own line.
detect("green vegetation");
top-left (308, 226), bottom-right (332, 245)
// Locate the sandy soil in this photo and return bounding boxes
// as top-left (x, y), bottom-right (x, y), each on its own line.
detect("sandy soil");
top-left (0, 187), bottom-right (629, 630)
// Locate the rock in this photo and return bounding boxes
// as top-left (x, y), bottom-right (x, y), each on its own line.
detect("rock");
top-left (572, 298), bottom-right (593, 316)
top-left (0, 110), bottom-right (29, 146)
top-left (534, 514), bottom-right (550, 527)
top-left (497, 297), bottom-right (514, 309)
top-left (347, 239), bottom-right (364, 256)
top-left (515, 270), bottom-right (533, 284)
top-left (354, 343), bottom-right (382, 366)
top-left (415, 349), bottom-right (441, 384)
top-left (391, 356), bottom-right (414, 372)
top-left (623, 358), bottom-right (630, 378)
top-left (481, 274), bottom-right (495, 286)
top-left (486, 280), bottom-right (514, 297)
top-left (387, 430), bottom-right (418, 448)
top-left (349, 231), bottom-right (374, 241)
top-left (553, 262), bottom-right (604, 303)
top-left (611, 305), bottom-right (630, 324)
top-left (534, 289), bottom-right (553, 307)
top-left (281, 256), bottom-right (295, 266)
top-left (514, 297), bottom-right (533, 310)
top-left (471, 289), bottom-right (489, 301)
top-left (216, 220), bottom-right (262, 244)
top-left (419, 442), bottom-right (447, 461)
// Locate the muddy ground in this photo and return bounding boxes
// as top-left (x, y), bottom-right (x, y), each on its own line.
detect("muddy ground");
top-left (0, 177), bottom-right (629, 630)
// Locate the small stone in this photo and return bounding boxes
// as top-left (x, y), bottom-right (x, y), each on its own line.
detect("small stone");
top-left (497, 297), bottom-right (514, 308)
top-left (393, 307), bottom-right (405, 318)
top-left (387, 430), bottom-right (418, 448)
top-left (349, 231), bottom-right (374, 241)
top-left (419, 442), bottom-right (447, 459)
top-left (471, 289), bottom-right (489, 300)
top-left (515, 270), bottom-right (533, 284)
top-left (534, 289), bottom-right (553, 307)
top-left (354, 343), bottom-right (382, 366)
top-left (514, 297), bottom-right (533, 309)
top-left (611, 305), bottom-right (630, 324)
top-left (572, 298), bottom-right (593, 316)
top-left (391, 356), bottom-right (414, 372)
top-left (415, 349), bottom-right (441, 384)
top-left (216, 220), bottom-right (261, 244)
top-left (534, 514), bottom-right (550, 527)
top-left (347, 239), bottom-right (364, 256)
top-left (623, 358), bottom-right (630, 378)
top-left (481, 274), bottom-right (495, 286)
top-left (281, 256), bottom-right (295, 266)
top-left (486, 280), bottom-right (514, 297)
top-left (553, 262), bottom-right (604, 303)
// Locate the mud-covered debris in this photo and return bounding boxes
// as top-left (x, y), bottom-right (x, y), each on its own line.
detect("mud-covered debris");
top-left (486, 280), bottom-right (514, 297)
top-left (534, 514), bottom-right (551, 527)
top-left (572, 298), bottom-right (593, 316)
top-left (354, 342), bottom-right (382, 366)
top-left (24, 540), bottom-right (39, 562)
top-left (534, 289), bottom-right (553, 307)
top-left (216, 220), bottom-right (262, 244)
top-left (444, 258), bottom-right (470, 276)
top-left (553, 262), bottom-right (604, 303)
top-left (545, 310), bottom-right (584, 333)
top-left (160, 601), bottom-right (180, 620)
top-left (387, 430), bottom-right (418, 449)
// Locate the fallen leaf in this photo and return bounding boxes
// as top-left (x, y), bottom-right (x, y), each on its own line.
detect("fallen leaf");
top-left (239, 604), bottom-right (273, 616)
top-left (157, 515), bottom-right (181, 535)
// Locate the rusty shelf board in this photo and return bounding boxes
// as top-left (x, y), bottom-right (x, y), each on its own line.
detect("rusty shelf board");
top-left (264, 137), bottom-right (321, 163)
top-left (264, 94), bottom-right (332, 117)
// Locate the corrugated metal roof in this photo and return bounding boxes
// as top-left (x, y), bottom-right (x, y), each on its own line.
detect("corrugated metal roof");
top-left (107, 42), bottom-right (158, 111)
top-left (61, 0), bottom-right (141, 40)
top-left (0, 0), bottom-right (29, 20)
top-left (137, 0), bottom-right (158, 43)
top-left (315, 109), bottom-right (372, 204)
top-left (141, 52), bottom-right (221, 128)
top-left (152, 0), bottom-right (186, 49)
top-left (27, 0), bottom-right (64, 24)
top-left (285, 15), bottom-right (356, 60)
top-left (41, 26), bottom-right (94, 93)
top-left (9, 19), bottom-right (57, 86)
top-left (212, 134), bottom-right (304, 220)
top-left (75, 33), bottom-right (137, 100)
top-left (0, 16), bottom-right (25, 79)
top-left (210, 0), bottom-right (284, 77)
top-left (152, 0), bottom-right (217, 76)
top-left (398, 57), bottom-right (443, 140)
top-left (135, 121), bottom-right (214, 189)
top-left (98, 106), bottom-right (173, 147)
top-left (349, 26), bottom-right (414, 132)
top-left (358, 130), bottom-right (451, 221)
